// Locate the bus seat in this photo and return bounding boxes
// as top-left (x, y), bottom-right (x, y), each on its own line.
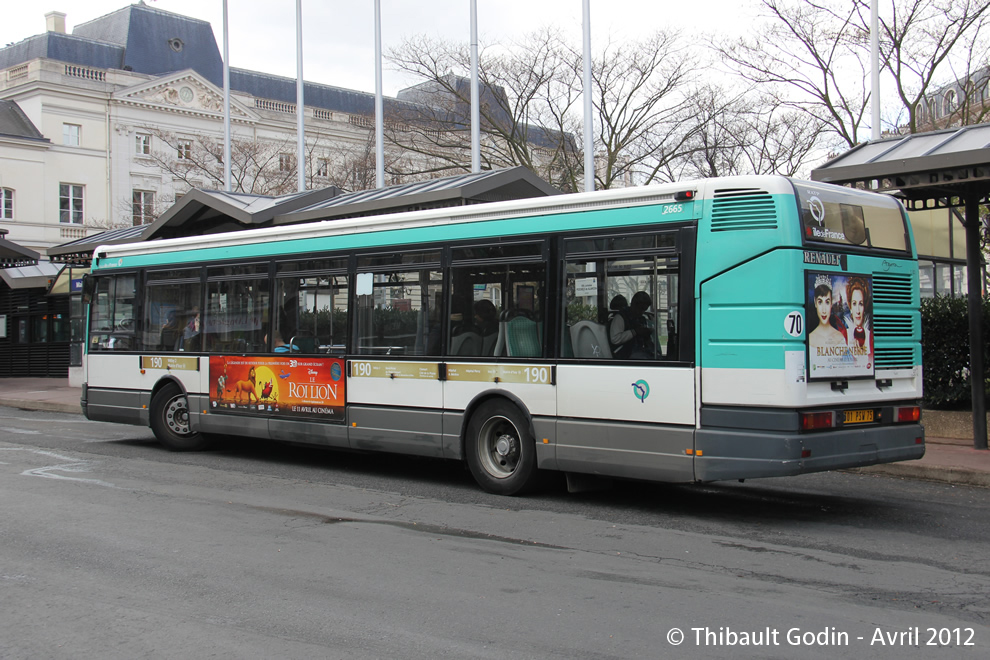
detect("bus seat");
top-left (560, 325), bottom-right (574, 358)
top-left (492, 311), bottom-right (509, 357)
top-left (450, 331), bottom-right (482, 356)
top-left (506, 316), bottom-right (541, 357)
top-left (570, 321), bottom-right (611, 359)
top-left (482, 332), bottom-right (498, 356)
top-left (290, 334), bottom-right (317, 353)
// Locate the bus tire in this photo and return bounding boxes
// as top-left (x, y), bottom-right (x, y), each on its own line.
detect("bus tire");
top-left (150, 383), bottom-right (212, 451)
top-left (466, 400), bottom-right (539, 495)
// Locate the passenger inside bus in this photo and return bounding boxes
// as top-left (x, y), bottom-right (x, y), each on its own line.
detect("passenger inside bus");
top-left (182, 308), bottom-right (201, 352)
top-left (609, 291), bottom-right (655, 359)
top-left (159, 310), bottom-right (181, 351)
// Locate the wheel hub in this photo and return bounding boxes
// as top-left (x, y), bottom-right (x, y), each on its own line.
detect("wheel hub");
top-left (495, 434), bottom-right (515, 458)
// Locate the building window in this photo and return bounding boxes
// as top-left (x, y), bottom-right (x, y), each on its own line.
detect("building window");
top-left (135, 133), bottom-right (151, 155)
top-left (315, 158), bottom-right (330, 178)
top-left (63, 123), bottom-right (81, 146)
top-left (279, 153), bottom-right (295, 172)
top-left (132, 190), bottom-right (155, 226)
top-left (59, 184), bottom-right (84, 224)
top-left (1, 188), bottom-right (12, 219)
top-left (177, 139), bottom-right (193, 160)
top-left (943, 90), bottom-right (956, 115)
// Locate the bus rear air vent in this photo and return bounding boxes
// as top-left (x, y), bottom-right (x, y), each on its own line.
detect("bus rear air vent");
top-left (710, 188), bottom-right (777, 232)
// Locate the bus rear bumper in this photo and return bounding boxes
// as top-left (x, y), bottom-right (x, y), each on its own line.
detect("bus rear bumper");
top-left (693, 423), bottom-right (925, 482)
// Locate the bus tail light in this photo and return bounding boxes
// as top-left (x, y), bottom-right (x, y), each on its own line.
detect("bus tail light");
top-left (800, 411), bottom-right (834, 431)
top-left (895, 406), bottom-right (921, 423)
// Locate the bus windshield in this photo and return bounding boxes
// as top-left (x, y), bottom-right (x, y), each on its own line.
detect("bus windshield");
top-left (792, 181), bottom-right (910, 254)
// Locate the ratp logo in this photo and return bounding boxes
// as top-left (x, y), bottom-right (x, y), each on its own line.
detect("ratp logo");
top-left (631, 380), bottom-right (649, 403)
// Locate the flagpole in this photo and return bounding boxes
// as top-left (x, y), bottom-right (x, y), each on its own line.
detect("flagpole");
top-left (470, 0), bottom-right (480, 173)
top-left (582, 0), bottom-right (594, 192)
top-left (222, 0), bottom-right (231, 192)
top-left (375, 0), bottom-right (385, 188)
top-left (296, 0), bottom-right (306, 192)
top-left (871, 0), bottom-right (880, 140)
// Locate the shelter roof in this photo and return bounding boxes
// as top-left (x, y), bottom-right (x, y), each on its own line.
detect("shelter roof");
top-left (47, 225), bottom-right (146, 265)
top-left (279, 167), bottom-right (560, 225)
top-left (0, 229), bottom-right (40, 267)
top-left (0, 260), bottom-right (61, 289)
top-left (811, 123), bottom-right (990, 209)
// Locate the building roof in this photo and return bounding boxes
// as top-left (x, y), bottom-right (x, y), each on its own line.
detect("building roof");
top-left (72, 3), bottom-right (222, 84)
top-left (811, 122), bottom-right (990, 209)
top-left (277, 167), bottom-right (561, 225)
top-left (0, 31), bottom-right (125, 72)
top-left (0, 99), bottom-right (48, 142)
top-left (0, 3), bottom-right (421, 118)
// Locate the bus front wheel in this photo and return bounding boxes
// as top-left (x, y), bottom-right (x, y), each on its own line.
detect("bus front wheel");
top-left (466, 400), bottom-right (539, 495)
top-left (150, 383), bottom-right (212, 451)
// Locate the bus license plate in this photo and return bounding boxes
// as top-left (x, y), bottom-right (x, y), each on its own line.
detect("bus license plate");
top-left (844, 409), bottom-right (874, 424)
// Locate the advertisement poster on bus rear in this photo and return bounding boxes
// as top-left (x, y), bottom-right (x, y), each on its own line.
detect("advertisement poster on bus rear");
top-left (208, 355), bottom-right (345, 421)
top-left (806, 271), bottom-right (874, 380)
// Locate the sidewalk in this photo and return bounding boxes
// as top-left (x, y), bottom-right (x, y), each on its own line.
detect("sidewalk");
top-left (1, 378), bottom-right (988, 488)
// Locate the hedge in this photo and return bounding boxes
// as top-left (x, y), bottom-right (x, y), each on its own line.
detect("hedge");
top-left (920, 294), bottom-right (990, 409)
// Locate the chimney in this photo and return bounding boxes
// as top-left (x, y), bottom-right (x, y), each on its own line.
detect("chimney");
top-left (45, 11), bottom-right (66, 34)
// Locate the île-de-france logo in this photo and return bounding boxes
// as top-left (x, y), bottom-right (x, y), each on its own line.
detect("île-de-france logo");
top-left (809, 196), bottom-right (826, 226)
top-left (631, 379), bottom-right (650, 403)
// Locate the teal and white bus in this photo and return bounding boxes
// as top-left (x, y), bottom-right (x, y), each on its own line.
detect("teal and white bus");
top-left (82, 175), bottom-right (924, 495)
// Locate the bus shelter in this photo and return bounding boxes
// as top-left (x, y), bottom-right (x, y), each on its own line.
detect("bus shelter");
top-left (811, 124), bottom-right (990, 450)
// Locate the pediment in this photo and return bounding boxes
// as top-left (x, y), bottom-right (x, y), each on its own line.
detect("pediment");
top-left (114, 71), bottom-right (257, 121)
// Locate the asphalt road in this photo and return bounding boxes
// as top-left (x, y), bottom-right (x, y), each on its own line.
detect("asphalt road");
top-left (2, 406), bottom-right (988, 659)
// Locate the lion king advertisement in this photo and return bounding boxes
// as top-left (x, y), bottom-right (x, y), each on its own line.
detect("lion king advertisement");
top-left (208, 355), bottom-right (345, 422)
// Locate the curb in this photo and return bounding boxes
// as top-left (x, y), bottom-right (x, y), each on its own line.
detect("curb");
top-left (1, 399), bottom-right (82, 415)
top-left (850, 463), bottom-right (990, 489)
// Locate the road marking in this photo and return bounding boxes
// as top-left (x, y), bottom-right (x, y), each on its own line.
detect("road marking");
top-left (0, 447), bottom-right (118, 489)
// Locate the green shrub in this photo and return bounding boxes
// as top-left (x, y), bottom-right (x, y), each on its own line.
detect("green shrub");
top-left (920, 294), bottom-right (990, 409)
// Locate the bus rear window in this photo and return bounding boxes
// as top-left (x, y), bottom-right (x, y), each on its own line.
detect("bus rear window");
top-left (793, 182), bottom-right (910, 253)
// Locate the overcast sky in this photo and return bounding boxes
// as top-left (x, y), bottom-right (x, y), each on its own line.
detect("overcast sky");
top-left (1, 1), bottom-right (750, 96)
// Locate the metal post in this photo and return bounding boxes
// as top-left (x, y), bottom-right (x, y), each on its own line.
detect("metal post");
top-left (375, 0), bottom-right (385, 188)
top-left (296, 0), bottom-right (305, 193)
top-left (222, 0), bottom-right (231, 192)
top-left (964, 194), bottom-right (988, 449)
top-left (582, 0), bottom-right (594, 192)
top-left (470, 0), bottom-right (480, 173)
top-left (870, 0), bottom-right (880, 140)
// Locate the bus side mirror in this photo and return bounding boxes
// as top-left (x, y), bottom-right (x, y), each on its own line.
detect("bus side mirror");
top-left (81, 274), bottom-right (96, 303)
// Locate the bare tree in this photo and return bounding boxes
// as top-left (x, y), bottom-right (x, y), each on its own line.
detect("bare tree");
top-left (712, 0), bottom-right (870, 150)
top-left (714, 0), bottom-right (990, 145)
top-left (143, 128), bottom-right (300, 196)
top-left (858, 0), bottom-right (990, 133)
top-left (665, 85), bottom-right (827, 180)
top-left (386, 28), bottom-right (699, 191)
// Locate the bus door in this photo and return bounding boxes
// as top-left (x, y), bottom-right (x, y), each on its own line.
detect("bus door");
top-left (348, 252), bottom-right (446, 456)
top-left (555, 231), bottom-right (696, 482)
top-left (263, 262), bottom-right (350, 448)
top-left (441, 244), bottom-right (556, 462)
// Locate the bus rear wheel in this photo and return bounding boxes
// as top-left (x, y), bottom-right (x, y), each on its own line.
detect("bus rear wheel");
top-left (466, 400), bottom-right (539, 495)
top-left (150, 383), bottom-right (212, 451)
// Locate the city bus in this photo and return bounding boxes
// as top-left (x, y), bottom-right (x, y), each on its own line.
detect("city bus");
top-left (81, 175), bottom-right (925, 495)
